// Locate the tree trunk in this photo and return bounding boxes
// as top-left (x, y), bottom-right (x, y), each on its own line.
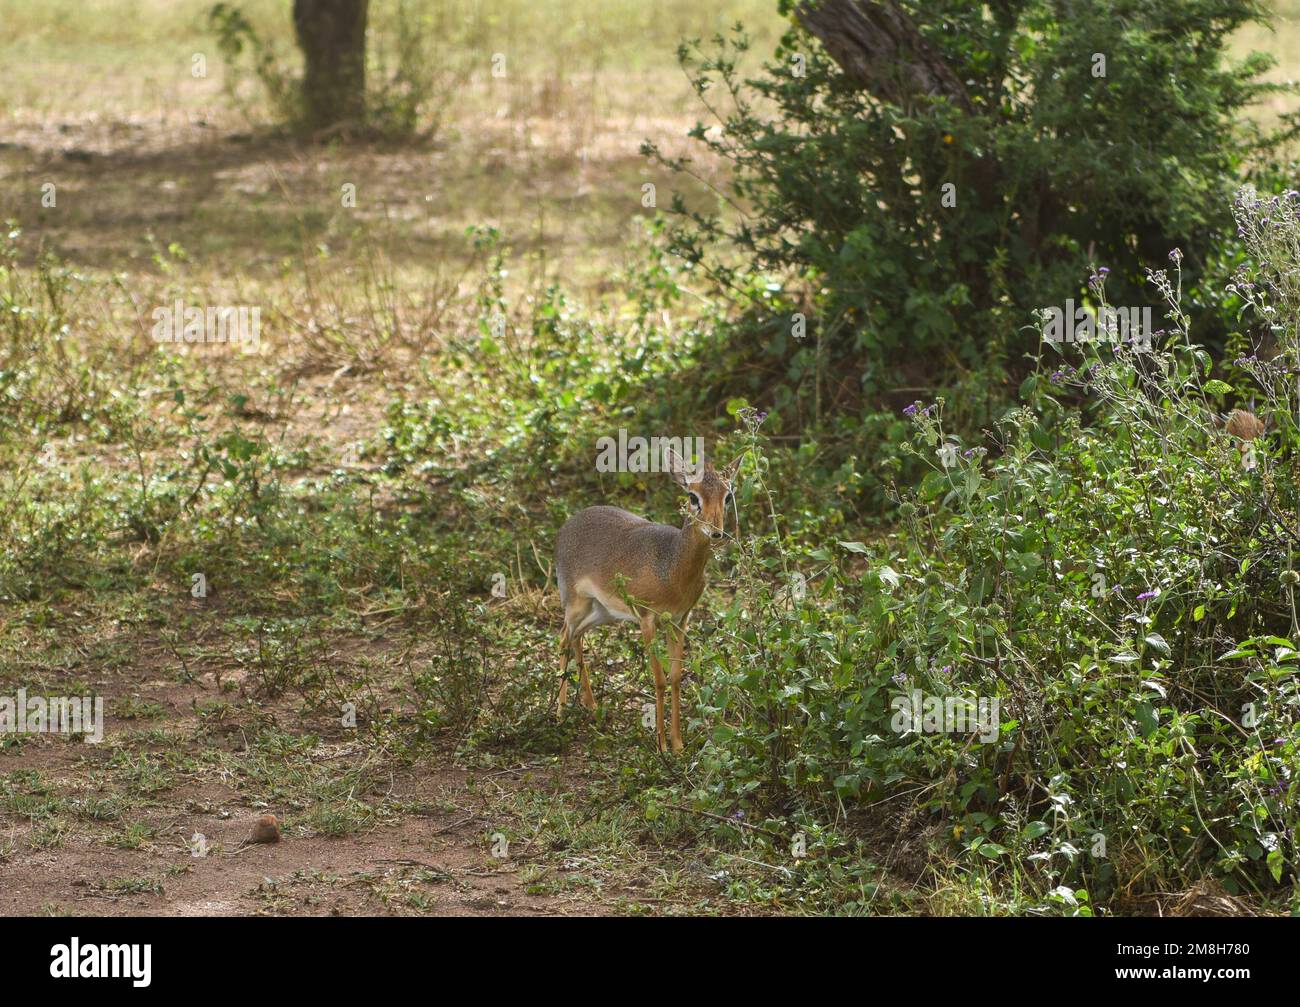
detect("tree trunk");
top-left (795, 0), bottom-right (972, 113)
top-left (293, 0), bottom-right (369, 132)
top-left (795, 1), bottom-right (1006, 310)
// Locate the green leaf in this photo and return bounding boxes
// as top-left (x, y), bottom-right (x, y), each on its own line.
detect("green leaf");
top-left (1144, 633), bottom-right (1171, 656)
top-left (1135, 701), bottom-right (1158, 737)
top-left (920, 470), bottom-right (949, 501)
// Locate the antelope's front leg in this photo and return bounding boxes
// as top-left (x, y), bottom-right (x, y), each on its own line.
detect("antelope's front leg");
top-left (666, 619), bottom-right (686, 753)
top-left (640, 613), bottom-right (667, 752)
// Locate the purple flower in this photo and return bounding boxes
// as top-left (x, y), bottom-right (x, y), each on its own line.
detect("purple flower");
top-left (903, 403), bottom-right (918, 416)
top-left (1136, 590), bottom-right (1158, 601)
top-left (1169, 248), bottom-right (1183, 263)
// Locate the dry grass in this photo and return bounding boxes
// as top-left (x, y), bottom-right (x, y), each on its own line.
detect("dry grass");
top-left (0, 0), bottom-right (786, 315)
top-left (2, 0), bottom-right (1294, 305)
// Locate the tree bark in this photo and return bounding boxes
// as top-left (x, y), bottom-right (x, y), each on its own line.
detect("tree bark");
top-left (795, 0), bottom-right (972, 114)
top-left (293, 0), bottom-right (369, 132)
top-left (794, 1), bottom-right (1006, 310)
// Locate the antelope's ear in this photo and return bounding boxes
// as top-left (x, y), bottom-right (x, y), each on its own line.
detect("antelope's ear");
top-left (664, 446), bottom-right (701, 489)
top-left (721, 451), bottom-right (745, 488)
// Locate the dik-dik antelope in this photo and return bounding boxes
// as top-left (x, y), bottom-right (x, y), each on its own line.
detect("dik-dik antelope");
top-left (554, 448), bottom-right (740, 753)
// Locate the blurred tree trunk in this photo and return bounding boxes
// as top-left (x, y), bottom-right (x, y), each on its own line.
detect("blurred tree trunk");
top-left (796, 0), bottom-right (972, 113)
top-left (293, 0), bottom-right (369, 131)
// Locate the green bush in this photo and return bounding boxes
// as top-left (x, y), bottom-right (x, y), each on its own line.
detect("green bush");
top-left (674, 187), bottom-right (1299, 913)
top-left (648, 0), bottom-right (1299, 412)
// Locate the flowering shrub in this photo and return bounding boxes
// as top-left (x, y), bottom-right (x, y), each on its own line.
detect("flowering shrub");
top-left (678, 188), bottom-right (1299, 912)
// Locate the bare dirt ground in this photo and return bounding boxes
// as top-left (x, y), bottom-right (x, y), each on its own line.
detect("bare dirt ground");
top-left (3, 767), bottom-right (605, 918)
top-left (4, 617), bottom-right (749, 918)
top-left (0, 631), bottom-right (622, 916)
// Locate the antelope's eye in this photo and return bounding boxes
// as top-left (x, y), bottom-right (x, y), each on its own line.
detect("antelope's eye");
top-left (688, 492), bottom-right (702, 510)
top-left (724, 492), bottom-right (733, 506)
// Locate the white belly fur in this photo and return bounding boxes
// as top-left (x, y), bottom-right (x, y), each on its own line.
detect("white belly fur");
top-left (574, 577), bottom-right (640, 625)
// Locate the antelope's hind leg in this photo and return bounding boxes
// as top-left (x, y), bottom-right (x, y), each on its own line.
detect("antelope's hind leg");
top-left (555, 623), bottom-right (572, 719)
top-left (556, 597), bottom-right (597, 718)
top-left (576, 632), bottom-right (596, 711)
